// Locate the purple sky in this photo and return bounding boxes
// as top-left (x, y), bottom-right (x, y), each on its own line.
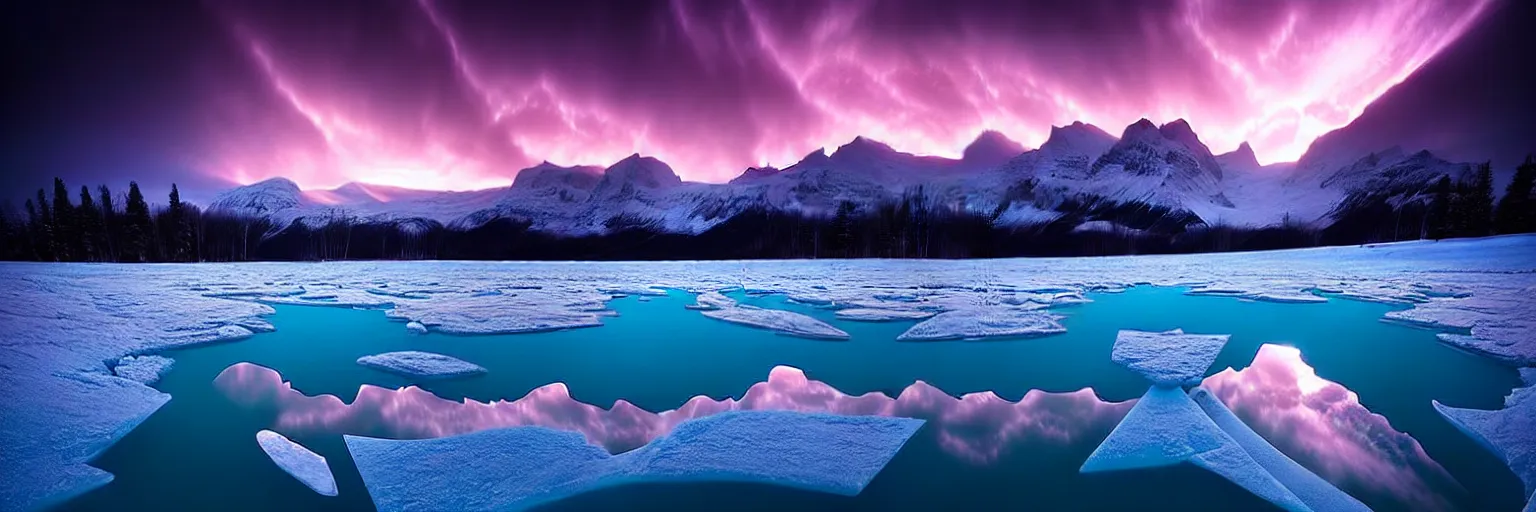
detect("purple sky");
top-left (3, 0), bottom-right (1532, 202)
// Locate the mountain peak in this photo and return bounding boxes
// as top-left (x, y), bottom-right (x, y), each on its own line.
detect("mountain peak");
top-left (512, 161), bottom-right (603, 190)
top-left (794, 147), bottom-right (832, 168)
top-left (961, 130), bottom-right (1026, 167)
top-left (1124, 118), bottom-right (1158, 137)
top-left (1040, 121), bottom-right (1117, 161)
top-left (1158, 119), bottom-right (1198, 142)
top-left (834, 136), bottom-right (896, 157)
top-left (247, 177), bottom-right (301, 191)
top-left (596, 154), bottom-right (682, 191)
top-left (1215, 141), bottom-right (1260, 172)
top-left (729, 165), bottom-right (782, 184)
top-left (210, 177), bottom-right (303, 213)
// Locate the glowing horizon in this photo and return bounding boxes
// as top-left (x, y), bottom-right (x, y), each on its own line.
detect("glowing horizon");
top-left (193, 0), bottom-right (1492, 191)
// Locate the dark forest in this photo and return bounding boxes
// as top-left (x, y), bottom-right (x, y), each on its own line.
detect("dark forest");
top-left (2, 157), bottom-right (1533, 262)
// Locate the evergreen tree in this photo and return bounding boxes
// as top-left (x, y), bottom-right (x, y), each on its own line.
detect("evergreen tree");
top-left (1428, 175), bottom-right (1453, 239)
top-left (166, 184), bottom-right (192, 261)
top-left (831, 200), bottom-right (857, 257)
top-left (52, 178), bottom-right (76, 261)
top-left (77, 186), bottom-right (104, 261)
top-left (123, 181), bottom-right (152, 262)
top-left (98, 185), bottom-right (118, 261)
top-left (1464, 162), bottom-right (1495, 237)
top-left (1495, 155), bottom-right (1536, 234)
top-left (34, 189), bottom-right (54, 261)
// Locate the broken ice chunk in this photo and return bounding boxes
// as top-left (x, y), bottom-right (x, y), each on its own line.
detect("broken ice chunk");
top-left (685, 290), bottom-right (736, 310)
top-left (113, 355), bottom-right (175, 385)
top-left (404, 321), bottom-right (428, 334)
top-left (896, 308), bottom-right (1065, 341)
top-left (1191, 388), bottom-right (1369, 512)
top-left (345, 411), bottom-right (922, 512)
top-left (1111, 329), bottom-right (1229, 386)
top-left (356, 351), bottom-right (487, 380)
top-left (256, 430), bottom-right (337, 497)
top-left (701, 305), bottom-right (849, 340)
top-left (1081, 386), bottom-right (1310, 512)
top-left (1434, 368), bottom-right (1536, 510)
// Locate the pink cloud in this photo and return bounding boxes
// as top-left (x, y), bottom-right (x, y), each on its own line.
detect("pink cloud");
top-left (189, 0), bottom-right (1491, 189)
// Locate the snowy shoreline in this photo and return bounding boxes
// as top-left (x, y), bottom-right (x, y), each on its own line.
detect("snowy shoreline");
top-left (1, 234), bottom-right (1534, 511)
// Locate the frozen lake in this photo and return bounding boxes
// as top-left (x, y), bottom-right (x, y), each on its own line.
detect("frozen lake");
top-left (60, 287), bottom-right (1526, 511)
top-left (4, 235), bottom-right (1534, 511)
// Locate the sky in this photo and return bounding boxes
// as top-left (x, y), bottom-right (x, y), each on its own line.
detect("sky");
top-left (2, 0), bottom-right (1532, 204)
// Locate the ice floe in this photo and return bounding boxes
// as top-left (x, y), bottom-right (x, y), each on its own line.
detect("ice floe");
top-left (896, 308), bottom-right (1065, 341)
top-left (1434, 368), bottom-right (1536, 512)
top-left (355, 351), bottom-right (487, 380)
top-left (1203, 344), bottom-right (1461, 511)
top-left (833, 308), bottom-right (936, 322)
top-left (684, 290), bottom-right (735, 310)
top-left (385, 292), bottom-right (608, 335)
top-left (112, 355), bottom-right (175, 386)
top-left (701, 305), bottom-right (849, 340)
top-left (255, 430), bottom-right (337, 497)
top-left (1111, 329), bottom-right (1229, 386)
top-left (3, 235), bottom-right (1535, 510)
top-left (346, 411), bottom-right (922, 511)
top-left (215, 362), bottom-right (1131, 463)
top-left (1081, 385), bottom-right (1311, 511)
top-left (1190, 389), bottom-right (1369, 511)
top-left (404, 321), bottom-right (428, 334)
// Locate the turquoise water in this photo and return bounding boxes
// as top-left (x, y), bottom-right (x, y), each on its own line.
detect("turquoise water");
top-left (63, 287), bottom-right (1526, 511)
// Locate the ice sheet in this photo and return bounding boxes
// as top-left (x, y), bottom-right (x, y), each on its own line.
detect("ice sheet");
top-left (1433, 368), bottom-right (1536, 510)
top-left (1080, 385), bottom-right (1309, 511)
top-left (346, 411), bottom-right (922, 511)
top-left (2, 235), bottom-right (1533, 510)
top-left (112, 355), bottom-right (175, 386)
top-left (1191, 388), bottom-right (1369, 512)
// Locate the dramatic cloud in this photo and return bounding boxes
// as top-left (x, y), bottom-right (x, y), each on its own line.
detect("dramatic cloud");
top-left (2, 0), bottom-right (1499, 195)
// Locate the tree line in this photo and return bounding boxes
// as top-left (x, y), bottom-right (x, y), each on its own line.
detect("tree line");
top-left (0, 178), bottom-right (274, 263)
top-left (0, 156), bottom-right (1533, 262)
top-left (1426, 157), bottom-right (1536, 238)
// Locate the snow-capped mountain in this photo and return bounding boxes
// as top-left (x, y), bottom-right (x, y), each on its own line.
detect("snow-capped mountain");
top-left (207, 119), bottom-right (1482, 237)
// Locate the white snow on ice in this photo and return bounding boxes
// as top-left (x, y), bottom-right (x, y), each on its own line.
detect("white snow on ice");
top-left (1434, 368), bottom-right (1536, 512)
top-left (834, 308), bottom-right (936, 322)
top-left (1192, 388), bottom-right (1370, 511)
top-left (701, 305), bottom-right (850, 340)
top-left (112, 355), bottom-right (175, 386)
top-left (255, 430), bottom-right (338, 497)
top-left (1112, 329), bottom-right (1230, 386)
top-left (1, 235), bottom-right (1533, 510)
top-left (355, 351), bottom-right (487, 380)
top-left (897, 308), bottom-right (1066, 341)
top-left (345, 411), bottom-right (922, 512)
top-left (1081, 386), bottom-right (1311, 512)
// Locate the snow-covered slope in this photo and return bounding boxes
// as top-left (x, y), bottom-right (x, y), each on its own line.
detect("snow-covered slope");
top-left (207, 120), bottom-right (1482, 236)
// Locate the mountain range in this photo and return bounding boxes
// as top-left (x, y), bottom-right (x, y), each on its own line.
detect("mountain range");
top-left (208, 118), bottom-right (1478, 237)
